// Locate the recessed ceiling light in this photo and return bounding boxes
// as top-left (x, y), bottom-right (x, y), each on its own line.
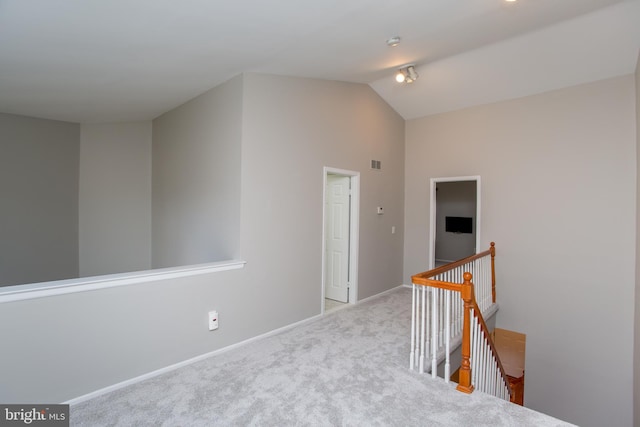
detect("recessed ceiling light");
top-left (386, 36), bottom-right (401, 47)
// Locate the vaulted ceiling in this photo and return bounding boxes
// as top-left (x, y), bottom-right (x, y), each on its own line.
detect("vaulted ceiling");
top-left (0, 0), bottom-right (638, 123)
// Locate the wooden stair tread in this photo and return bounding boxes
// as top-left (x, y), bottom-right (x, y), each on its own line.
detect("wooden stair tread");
top-left (450, 367), bottom-right (460, 384)
top-left (450, 328), bottom-right (526, 406)
top-left (491, 328), bottom-right (526, 379)
top-left (493, 328), bottom-right (526, 406)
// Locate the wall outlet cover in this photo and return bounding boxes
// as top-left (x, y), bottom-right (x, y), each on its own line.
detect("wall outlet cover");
top-left (208, 311), bottom-right (219, 331)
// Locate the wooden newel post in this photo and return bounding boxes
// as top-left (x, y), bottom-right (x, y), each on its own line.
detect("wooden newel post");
top-left (456, 272), bottom-right (475, 394)
top-left (490, 242), bottom-right (496, 303)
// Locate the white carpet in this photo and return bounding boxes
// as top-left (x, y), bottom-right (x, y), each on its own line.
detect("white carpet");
top-left (71, 287), bottom-right (572, 426)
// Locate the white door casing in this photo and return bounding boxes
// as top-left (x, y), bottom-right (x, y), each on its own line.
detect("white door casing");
top-left (429, 176), bottom-right (481, 270)
top-left (324, 174), bottom-right (350, 302)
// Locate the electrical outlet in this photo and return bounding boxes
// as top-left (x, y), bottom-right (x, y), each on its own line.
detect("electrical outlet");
top-left (208, 310), bottom-right (219, 331)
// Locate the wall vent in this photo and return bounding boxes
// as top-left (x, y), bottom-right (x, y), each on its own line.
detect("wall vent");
top-left (370, 160), bottom-right (381, 170)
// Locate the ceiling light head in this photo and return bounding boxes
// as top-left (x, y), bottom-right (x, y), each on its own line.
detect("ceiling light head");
top-left (386, 36), bottom-right (401, 47)
top-left (395, 64), bottom-right (419, 84)
top-left (406, 65), bottom-right (418, 82)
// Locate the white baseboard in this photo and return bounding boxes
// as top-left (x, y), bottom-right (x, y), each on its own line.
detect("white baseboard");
top-left (357, 284), bottom-right (406, 303)
top-left (64, 312), bottom-right (322, 406)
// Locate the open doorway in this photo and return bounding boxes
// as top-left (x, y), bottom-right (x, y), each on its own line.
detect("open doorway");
top-left (322, 167), bottom-right (359, 314)
top-left (429, 176), bottom-right (481, 269)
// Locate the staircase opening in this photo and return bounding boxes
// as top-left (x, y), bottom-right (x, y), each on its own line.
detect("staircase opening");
top-left (410, 242), bottom-right (526, 405)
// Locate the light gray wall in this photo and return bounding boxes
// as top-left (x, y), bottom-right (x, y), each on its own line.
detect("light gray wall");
top-left (0, 113), bottom-right (79, 286)
top-left (241, 73), bottom-right (405, 303)
top-left (0, 74), bottom-right (405, 403)
top-left (79, 122), bottom-right (152, 276)
top-left (152, 76), bottom-right (242, 267)
top-left (634, 51), bottom-right (640, 427)
top-left (435, 181), bottom-right (476, 262)
top-left (404, 75), bottom-right (636, 427)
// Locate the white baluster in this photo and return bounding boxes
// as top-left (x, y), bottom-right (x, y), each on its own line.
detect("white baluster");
top-left (410, 284), bottom-right (416, 370)
top-left (425, 288), bottom-right (430, 366)
top-left (487, 362), bottom-right (495, 394)
top-left (478, 258), bottom-right (489, 311)
top-left (419, 286), bottom-right (426, 373)
top-left (487, 340), bottom-right (493, 394)
top-left (483, 257), bottom-right (488, 309)
top-left (415, 285), bottom-right (420, 367)
top-left (444, 290), bottom-right (451, 382)
top-left (484, 257), bottom-right (489, 309)
top-left (471, 312), bottom-right (479, 388)
top-left (415, 287), bottom-right (419, 371)
top-left (478, 262), bottom-right (482, 309)
top-left (479, 333), bottom-right (487, 392)
top-left (431, 287), bottom-right (438, 377)
top-left (453, 293), bottom-right (458, 339)
top-left (438, 288), bottom-right (443, 348)
top-left (492, 359), bottom-right (497, 396)
top-left (492, 357), bottom-right (497, 395)
top-left (484, 337), bottom-right (490, 393)
top-left (484, 339), bottom-right (490, 393)
top-left (484, 256), bottom-right (493, 305)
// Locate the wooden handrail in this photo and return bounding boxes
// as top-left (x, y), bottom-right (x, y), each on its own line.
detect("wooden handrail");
top-left (411, 279), bottom-right (462, 293)
top-left (412, 242), bottom-right (495, 286)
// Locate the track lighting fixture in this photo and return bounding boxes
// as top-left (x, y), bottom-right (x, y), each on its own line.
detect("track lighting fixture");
top-left (395, 65), bottom-right (419, 83)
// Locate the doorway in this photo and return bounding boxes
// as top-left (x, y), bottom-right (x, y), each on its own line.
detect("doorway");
top-left (322, 167), bottom-right (359, 313)
top-left (429, 176), bottom-right (481, 269)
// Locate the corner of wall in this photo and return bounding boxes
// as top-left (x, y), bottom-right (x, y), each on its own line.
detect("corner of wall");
top-left (634, 47), bottom-right (640, 427)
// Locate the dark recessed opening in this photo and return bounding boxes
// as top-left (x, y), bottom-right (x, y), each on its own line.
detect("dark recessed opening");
top-left (445, 216), bottom-right (473, 234)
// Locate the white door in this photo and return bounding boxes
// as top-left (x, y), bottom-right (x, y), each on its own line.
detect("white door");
top-left (324, 175), bottom-right (350, 302)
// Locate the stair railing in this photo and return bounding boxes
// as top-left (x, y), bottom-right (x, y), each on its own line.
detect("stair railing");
top-left (410, 243), bottom-right (513, 401)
